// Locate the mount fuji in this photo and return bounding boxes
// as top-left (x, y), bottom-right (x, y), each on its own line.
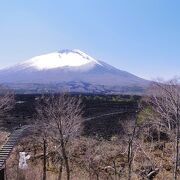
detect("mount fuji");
top-left (0, 49), bottom-right (149, 94)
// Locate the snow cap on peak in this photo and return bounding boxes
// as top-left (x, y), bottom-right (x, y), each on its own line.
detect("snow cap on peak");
top-left (21, 49), bottom-right (102, 70)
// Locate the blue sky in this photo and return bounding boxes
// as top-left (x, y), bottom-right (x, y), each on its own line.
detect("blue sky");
top-left (0, 0), bottom-right (179, 80)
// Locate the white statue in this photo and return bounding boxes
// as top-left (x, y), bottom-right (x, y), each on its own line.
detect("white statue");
top-left (19, 152), bottom-right (30, 170)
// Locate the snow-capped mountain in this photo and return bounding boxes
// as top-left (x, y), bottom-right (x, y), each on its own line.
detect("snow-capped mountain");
top-left (0, 49), bottom-right (149, 93)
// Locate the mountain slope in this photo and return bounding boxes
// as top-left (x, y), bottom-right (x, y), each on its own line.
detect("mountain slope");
top-left (0, 49), bottom-right (149, 93)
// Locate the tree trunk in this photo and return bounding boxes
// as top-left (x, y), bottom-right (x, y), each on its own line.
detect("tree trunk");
top-left (174, 124), bottom-right (179, 180)
top-left (128, 125), bottom-right (136, 180)
top-left (61, 139), bottom-right (70, 180)
top-left (58, 159), bottom-right (63, 180)
top-left (43, 139), bottom-right (47, 180)
top-left (113, 160), bottom-right (117, 180)
top-left (96, 173), bottom-right (99, 180)
top-left (128, 137), bottom-right (133, 180)
top-left (174, 107), bottom-right (180, 180)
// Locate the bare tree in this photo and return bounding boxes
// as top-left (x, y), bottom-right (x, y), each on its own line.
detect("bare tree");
top-left (0, 85), bottom-right (14, 117)
top-left (0, 85), bottom-right (14, 138)
top-left (36, 93), bottom-right (84, 180)
top-left (74, 137), bottom-right (127, 180)
top-left (133, 137), bottom-right (159, 180)
top-left (121, 117), bottom-right (138, 180)
top-left (34, 96), bottom-right (51, 180)
top-left (127, 122), bottom-right (137, 180)
top-left (145, 79), bottom-right (180, 180)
